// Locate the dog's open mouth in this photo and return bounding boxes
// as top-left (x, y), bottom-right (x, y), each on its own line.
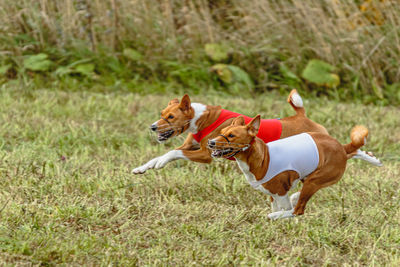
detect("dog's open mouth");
top-left (211, 148), bottom-right (234, 158)
top-left (157, 129), bottom-right (174, 142)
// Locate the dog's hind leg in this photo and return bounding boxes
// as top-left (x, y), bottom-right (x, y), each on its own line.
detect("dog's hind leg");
top-left (293, 170), bottom-right (344, 216)
top-left (292, 182), bottom-right (321, 216)
top-left (351, 149), bottom-right (383, 166)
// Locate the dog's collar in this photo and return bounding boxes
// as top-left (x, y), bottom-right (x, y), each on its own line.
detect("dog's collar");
top-left (249, 138), bottom-right (255, 146)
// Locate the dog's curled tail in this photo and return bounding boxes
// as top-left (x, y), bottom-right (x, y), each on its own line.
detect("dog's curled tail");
top-left (287, 89), bottom-right (305, 116)
top-left (344, 125), bottom-right (368, 155)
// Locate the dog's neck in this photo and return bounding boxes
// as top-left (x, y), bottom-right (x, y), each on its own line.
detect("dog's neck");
top-left (234, 137), bottom-right (270, 181)
top-left (188, 103), bottom-right (221, 134)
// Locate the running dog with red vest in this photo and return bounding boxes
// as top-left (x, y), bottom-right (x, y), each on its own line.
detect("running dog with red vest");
top-left (132, 90), bottom-right (381, 174)
top-left (208, 115), bottom-right (373, 219)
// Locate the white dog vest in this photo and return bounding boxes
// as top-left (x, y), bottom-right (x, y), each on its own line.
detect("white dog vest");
top-left (249, 133), bottom-right (319, 188)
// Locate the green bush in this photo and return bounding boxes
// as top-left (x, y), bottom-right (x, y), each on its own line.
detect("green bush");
top-left (0, 0), bottom-right (399, 105)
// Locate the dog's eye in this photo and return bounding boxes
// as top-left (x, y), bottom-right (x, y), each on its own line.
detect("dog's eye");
top-left (228, 134), bottom-right (235, 138)
top-left (168, 115), bottom-right (174, 119)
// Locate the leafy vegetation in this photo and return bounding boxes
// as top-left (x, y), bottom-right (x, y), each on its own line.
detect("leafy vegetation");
top-left (302, 60), bottom-right (340, 88)
top-left (0, 85), bottom-right (399, 265)
top-left (0, 0), bottom-right (400, 104)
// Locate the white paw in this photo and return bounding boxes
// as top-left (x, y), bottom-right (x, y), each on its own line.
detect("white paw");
top-left (268, 209), bottom-right (295, 220)
top-left (290, 192), bottom-right (300, 208)
top-left (132, 163), bottom-right (154, 174)
top-left (131, 157), bottom-right (160, 174)
top-left (132, 166), bottom-right (146, 174)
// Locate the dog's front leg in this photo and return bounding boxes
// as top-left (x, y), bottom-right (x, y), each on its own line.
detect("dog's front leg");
top-left (132, 148), bottom-right (212, 174)
top-left (176, 133), bottom-right (200, 151)
top-left (268, 209), bottom-right (295, 220)
top-left (153, 150), bottom-right (187, 169)
top-left (152, 147), bottom-right (212, 170)
top-left (150, 134), bottom-right (202, 170)
top-left (271, 197), bottom-right (279, 212)
top-left (268, 195), bottom-right (294, 219)
top-left (267, 194), bottom-right (295, 220)
top-left (132, 150), bottom-right (186, 174)
top-left (153, 134), bottom-right (207, 168)
top-left (131, 156), bottom-right (160, 174)
top-left (132, 134), bottom-right (202, 174)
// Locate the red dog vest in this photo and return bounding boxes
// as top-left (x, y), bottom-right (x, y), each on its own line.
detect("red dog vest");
top-left (192, 109), bottom-right (282, 144)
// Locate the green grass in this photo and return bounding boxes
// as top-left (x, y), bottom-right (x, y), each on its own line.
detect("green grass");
top-left (0, 85), bottom-right (399, 265)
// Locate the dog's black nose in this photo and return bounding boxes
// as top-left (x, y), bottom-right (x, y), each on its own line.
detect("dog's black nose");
top-left (150, 124), bottom-right (157, 132)
top-left (208, 140), bottom-right (216, 148)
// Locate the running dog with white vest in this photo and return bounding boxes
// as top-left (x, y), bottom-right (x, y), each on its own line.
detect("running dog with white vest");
top-left (208, 115), bottom-right (375, 219)
top-left (132, 90), bottom-right (381, 174)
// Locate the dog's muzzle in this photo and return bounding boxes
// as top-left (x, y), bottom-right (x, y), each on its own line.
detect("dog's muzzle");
top-left (149, 123), bottom-right (174, 142)
top-left (207, 139), bottom-right (250, 158)
top-left (149, 120), bottom-right (191, 143)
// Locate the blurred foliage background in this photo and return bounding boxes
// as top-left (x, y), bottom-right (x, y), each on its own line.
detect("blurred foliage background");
top-left (0, 0), bottom-right (399, 105)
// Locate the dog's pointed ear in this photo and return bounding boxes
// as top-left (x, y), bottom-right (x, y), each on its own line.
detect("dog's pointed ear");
top-left (168, 98), bottom-right (179, 106)
top-left (247, 115), bottom-right (261, 137)
top-left (179, 94), bottom-right (191, 112)
top-left (232, 116), bottom-right (245, 126)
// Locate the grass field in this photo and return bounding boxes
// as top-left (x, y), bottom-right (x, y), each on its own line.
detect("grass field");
top-left (0, 84), bottom-right (399, 265)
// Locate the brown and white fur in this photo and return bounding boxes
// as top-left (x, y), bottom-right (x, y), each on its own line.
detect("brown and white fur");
top-left (209, 115), bottom-right (372, 219)
top-left (132, 90), bottom-right (381, 174)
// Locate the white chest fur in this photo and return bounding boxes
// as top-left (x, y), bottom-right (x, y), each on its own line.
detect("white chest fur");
top-left (189, 103), bottom-right (206, 134)
top-left (236, 159), bottom-right (273, 195)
